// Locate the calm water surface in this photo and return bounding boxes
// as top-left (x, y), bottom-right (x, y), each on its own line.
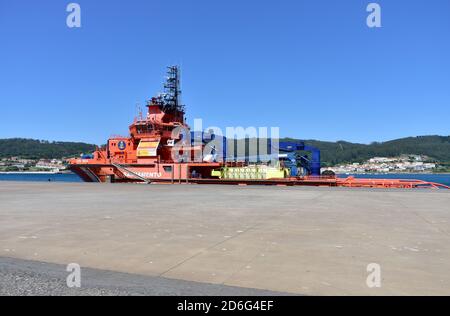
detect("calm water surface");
top-left (0, 173), bottom-right (82, 182)
top-left (0, 173), bottom-right (449, 186)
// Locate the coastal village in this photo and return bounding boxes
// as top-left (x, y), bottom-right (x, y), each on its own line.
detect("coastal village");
top-left (0, 157), bottom-right (67, 173)
top-left (322, 155), bottom-right (437, 174)
top-left (0, 154), bottom-right (441, 174)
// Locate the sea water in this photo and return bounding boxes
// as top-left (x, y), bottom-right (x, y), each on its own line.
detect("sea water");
top-left (0, 172), bottom-right (449, 186)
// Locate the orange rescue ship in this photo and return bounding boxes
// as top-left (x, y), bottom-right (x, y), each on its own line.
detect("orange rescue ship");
top-left (68, 66), bottom-right (449, 190)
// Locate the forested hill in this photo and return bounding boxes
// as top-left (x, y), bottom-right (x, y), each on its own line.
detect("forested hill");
top-left (0, 139), bottom-right (97, 159)
top-left (1, 136), bottom-right (449, 165)
top-left (292, 135), bottom-right (450, 166)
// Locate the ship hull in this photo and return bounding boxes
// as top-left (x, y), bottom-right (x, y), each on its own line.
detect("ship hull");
top-left (69, 163), bottom-right (450, 189)
top-left (69, 162), bottom-right (222, 183)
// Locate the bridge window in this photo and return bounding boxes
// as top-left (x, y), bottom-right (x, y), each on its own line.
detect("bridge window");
top-left (163, 166), bottom-right (173, 173)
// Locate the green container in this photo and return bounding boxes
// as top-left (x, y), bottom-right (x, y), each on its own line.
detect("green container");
top-left (212, 165), bottom-right (289, 180)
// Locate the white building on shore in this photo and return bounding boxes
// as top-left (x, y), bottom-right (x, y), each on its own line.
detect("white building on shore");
top-left (324, 155), bottom-right (437, 174)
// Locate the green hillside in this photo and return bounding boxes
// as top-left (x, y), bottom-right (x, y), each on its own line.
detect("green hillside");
top-left (284, 135), bottom-right (450, 167)
top-left (1, 136), bottom-right (449, 167)
top-left (0, 138), bottom-right (97, 159)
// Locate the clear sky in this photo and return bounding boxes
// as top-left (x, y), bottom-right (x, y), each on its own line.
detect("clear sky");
top-left (0, 0), bottom-right (449, 145)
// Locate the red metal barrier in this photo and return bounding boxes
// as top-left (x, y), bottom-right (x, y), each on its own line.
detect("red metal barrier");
top-left (124, 175), bottom-right (450, 190)
top-left (335, 176), bottom-right (450, 189)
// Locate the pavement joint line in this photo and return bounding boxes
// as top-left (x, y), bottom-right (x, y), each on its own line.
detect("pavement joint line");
top-left (157, 202), bottom-right (300, 278)
top-left (158, 221), bottom-right (262, 278)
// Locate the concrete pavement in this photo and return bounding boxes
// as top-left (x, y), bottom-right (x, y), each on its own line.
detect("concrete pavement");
top-left (0, 182), bottom-right (449, 295)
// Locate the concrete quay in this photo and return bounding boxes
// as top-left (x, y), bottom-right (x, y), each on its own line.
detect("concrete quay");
top-left (0, 181), bottom-right (449, 295)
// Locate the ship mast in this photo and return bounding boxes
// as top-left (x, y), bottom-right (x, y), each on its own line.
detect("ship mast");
top-left (161, 66), bottom-right (184, 114)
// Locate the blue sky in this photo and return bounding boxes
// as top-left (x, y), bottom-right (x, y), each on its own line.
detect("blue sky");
top-left (0, 0), bottom-right (449, 145)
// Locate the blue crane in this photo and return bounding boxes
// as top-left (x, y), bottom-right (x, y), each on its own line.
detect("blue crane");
top-left (191, 132), bottom-right (322, 177)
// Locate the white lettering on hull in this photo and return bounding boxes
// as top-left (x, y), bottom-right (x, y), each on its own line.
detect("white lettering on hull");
top-left (124, 172), bottom-right (162, 179)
